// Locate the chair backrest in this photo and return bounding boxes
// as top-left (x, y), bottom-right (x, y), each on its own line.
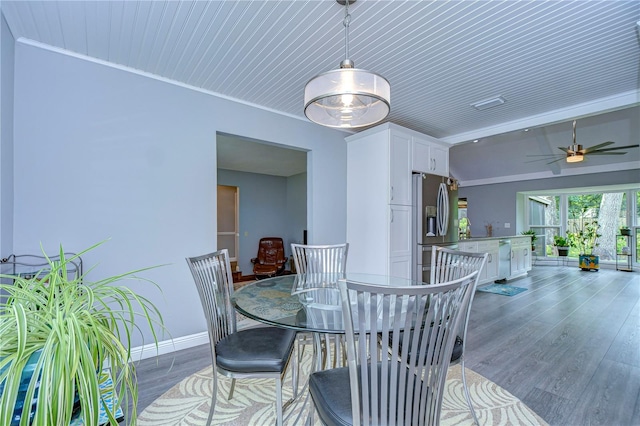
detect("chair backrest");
top-left (255, 237), bottom-right (287, 266)
top-left (186, 249), bottom-right (237, 347)
top-left (430, 247), bottom-right (488, 335)
top-left (430, 246), bottom-right (487, 285)
top-left (338, 272), bottom-right (477, 426)
top-left (290, 243), bottom-right (349, 274)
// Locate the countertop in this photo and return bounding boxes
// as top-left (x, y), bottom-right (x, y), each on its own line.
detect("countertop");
top-left (458, 235), bottom-right (530, 242)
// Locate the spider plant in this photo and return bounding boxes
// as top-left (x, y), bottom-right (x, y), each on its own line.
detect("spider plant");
top-left (0, 242), bottom-right (164, 426)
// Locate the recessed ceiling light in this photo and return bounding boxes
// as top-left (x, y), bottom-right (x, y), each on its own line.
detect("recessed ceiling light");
top-left (470, 96), bottom-right (506, 111)
top-left (473, 139), bottom-right (479, 143)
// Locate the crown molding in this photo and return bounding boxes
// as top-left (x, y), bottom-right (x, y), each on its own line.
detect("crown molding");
top-left (458, 161), bottom-right (640, 187)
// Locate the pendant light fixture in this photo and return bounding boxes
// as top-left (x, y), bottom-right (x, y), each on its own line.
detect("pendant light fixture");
top-left (304, 0), bottom-right (390, 128)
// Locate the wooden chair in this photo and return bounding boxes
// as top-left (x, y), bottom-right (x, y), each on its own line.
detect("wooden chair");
top-left (186, 249), bottom-right (297, 426)
top-left (309, 272), bottom-right (478, 425)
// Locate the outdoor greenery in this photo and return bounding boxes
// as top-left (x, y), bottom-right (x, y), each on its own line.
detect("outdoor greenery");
top-left (521, 229), bottom-right (537, 246)
top-left (553, 236), bottom-right (569, 247)
top-left (0, 242), bottom-right (164, 426)
top-left (532, 190), bottom-right (637, 260)
top-left (568, 217), bottom-right (601, 255)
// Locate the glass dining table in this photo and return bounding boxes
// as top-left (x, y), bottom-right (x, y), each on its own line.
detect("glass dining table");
top-left (232, 272), bottom-right (422, 334)
top-left (232, 272), bottom-right (425, 423)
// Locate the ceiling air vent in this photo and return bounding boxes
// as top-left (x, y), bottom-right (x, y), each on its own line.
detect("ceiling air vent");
top-left (471, 96), bottom-right (506, 111)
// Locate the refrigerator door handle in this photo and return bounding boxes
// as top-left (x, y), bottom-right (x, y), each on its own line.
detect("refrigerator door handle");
top-left (437, 182), bottom-right (449, 236)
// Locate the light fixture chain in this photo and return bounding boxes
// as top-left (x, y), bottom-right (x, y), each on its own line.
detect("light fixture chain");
top-left (343, 0), bottom-right (351, 61)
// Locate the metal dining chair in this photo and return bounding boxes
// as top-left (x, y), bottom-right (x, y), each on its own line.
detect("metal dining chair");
top-left (309, 272), bottom-right (478, 425)
top-left (186, 249), bottom-right (297, 426)
top-left (290, 243), bottom-right (349, 369)
top-left (430, 246), bottom-right (488, 425)
top-left (290, 243), bottom-right (349, 275)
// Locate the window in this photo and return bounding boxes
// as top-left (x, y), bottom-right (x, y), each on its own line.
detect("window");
top-left (526, 195), bottom-right (560, 256)
top-left (524, 189), bottom-right (638, 264)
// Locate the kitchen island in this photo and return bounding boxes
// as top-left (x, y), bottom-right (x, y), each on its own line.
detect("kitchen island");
top-left (457, 235), bottom-right (533, 284)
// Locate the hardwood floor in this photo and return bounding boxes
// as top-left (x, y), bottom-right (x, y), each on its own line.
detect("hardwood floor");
top-left (132, 266), bottom-right (640, 425)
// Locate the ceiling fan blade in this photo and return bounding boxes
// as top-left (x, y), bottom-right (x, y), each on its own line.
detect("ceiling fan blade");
top-left (582, 141), bottom-right (615, 154)
top-left (546, 157), bottom-right (568, 165)
top-left (586, 151), bottom-right (627, 155)
top-left (525, 154), bottom-right (565, 157)
top-left (525, 157), bottom-right (563, 163)
top-left (557, 147), bottom-right (571, 154)
top-left (589, 144), bottom-right (640, 153)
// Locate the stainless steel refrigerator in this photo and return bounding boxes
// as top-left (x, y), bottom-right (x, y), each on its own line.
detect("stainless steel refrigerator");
top-left (412, 173), bottom-right (459, 282)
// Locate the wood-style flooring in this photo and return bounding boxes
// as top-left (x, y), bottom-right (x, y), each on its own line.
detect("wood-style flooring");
top-left (132, 266), bottom-right (640, 425)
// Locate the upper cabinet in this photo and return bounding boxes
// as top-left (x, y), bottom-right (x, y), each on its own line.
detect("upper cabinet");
top-left (412, 135), bottom-right (449, 177)
top-left (389, 131), bottom-right (412, 206)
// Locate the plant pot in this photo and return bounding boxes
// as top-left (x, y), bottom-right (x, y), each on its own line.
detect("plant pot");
top-left (0, 350), bottom-right (42, 426)
top-left (579, 254), bottom-right (599, 271)
top-left (557, 247), bottom-right (569, 256)
top-left (620, 229), bottom-right (631, 236)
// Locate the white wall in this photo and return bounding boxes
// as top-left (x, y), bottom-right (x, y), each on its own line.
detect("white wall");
top-left (10, 42), bottom-right (348, 346)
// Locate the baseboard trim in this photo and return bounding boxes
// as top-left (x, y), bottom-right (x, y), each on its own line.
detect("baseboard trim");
top-left (130, 331), bottom-right (209, 362)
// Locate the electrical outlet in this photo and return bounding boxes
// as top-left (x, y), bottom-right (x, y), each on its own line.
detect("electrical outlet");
top-left (504, 223), bottom-right (511, 228)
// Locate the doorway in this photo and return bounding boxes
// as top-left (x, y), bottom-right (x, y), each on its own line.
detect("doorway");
top-left (217, 185), bottom-right (239, 265)
top-left (216, 133), bottom-right (308, 276)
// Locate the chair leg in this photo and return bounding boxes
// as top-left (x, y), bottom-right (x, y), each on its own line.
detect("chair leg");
top-left (228, 378), bottom-right (236, 400)
top-left (460, 359), bottom-right (479, 425)
top-left (291, 343), bottom-right (298, 398)
top-left (207, 371), bottom-right (218, 426)
top-left (276, 376), bottom-right (284, 426)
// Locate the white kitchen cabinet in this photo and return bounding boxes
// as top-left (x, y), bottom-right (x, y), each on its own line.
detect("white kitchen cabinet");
top-left (389, 205), bottom-right (412, 259)
top-left (510, 237), bottom-right (532, 278)
top-left (346, 124), bottom-right (416, 279)
top-left (457, 241), bottom-right (478, 252)
top-left (346, 123), bottom-right (449, 279)
top-left (412, 136), bottom-right (449, 177)
top-left (457, 239), bottom-right (498, 284)
top-left (477, 240), bottom-right (499, 282)
top-left (389, 132), bottom-right (412, 206)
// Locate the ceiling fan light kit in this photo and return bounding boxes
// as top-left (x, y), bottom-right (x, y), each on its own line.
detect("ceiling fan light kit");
top-left (525, 119), bottom-right (639, 165)
top-left (304, 0), bottom-right (390, 129)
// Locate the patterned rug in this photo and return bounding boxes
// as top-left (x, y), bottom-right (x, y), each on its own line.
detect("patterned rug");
top-left (138, 348), bottom-right (548, 426)
top-left (477, 284), bottom-right (528, 296)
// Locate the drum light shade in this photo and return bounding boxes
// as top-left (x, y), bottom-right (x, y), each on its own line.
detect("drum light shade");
top-left (304, 68), bottom-right (390, 128)
top-left (303, 0), bottom-right (390, 129)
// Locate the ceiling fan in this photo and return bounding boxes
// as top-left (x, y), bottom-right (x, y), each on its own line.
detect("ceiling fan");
top-left (526, 120), bottom-right (639, 164)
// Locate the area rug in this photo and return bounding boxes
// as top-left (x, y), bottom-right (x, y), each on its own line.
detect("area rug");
top-left (138, 350), bottom-right (548, 426)
top-left (477, 283), bottom-right (527, 296)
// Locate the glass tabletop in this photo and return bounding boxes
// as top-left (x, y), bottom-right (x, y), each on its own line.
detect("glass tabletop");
top-left (232, 273), bottom-right (422, 333)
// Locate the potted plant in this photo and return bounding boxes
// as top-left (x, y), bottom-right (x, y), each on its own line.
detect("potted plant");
top-left (521, 229), bottom-right (537, 251)
top-left (568, 219), bottom-right (601, 271)
top-left (553, 236), bottom-right (570, 256)
top-left (0, 242), bottom-right (164, 426)
top-left (620, 226), bottom-right (631, 236)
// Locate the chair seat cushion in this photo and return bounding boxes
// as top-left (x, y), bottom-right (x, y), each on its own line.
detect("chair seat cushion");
top-left (391, 331), bottom-right (464, 363)
top-left (215, 326), bottom-right (296, 373)
top-left (253, 264), bottom-right (279, 275)
top-left (309, 366), bottom-right (352, 426)
top-left (309, 362), bottom-right (423, 426)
